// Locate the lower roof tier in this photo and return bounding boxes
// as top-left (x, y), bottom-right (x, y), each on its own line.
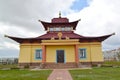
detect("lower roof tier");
top-left (5, 32), bottom-right (115, 43)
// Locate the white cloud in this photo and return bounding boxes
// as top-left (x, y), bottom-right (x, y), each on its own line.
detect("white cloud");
top-left (67, 0), bottom-right (120, 50)
top-left (3, 42), bottom-right (19, 50)
top-left (0, 0), bottom-right (76, 57)
top-left (0, 0), bottom-right (76, 36)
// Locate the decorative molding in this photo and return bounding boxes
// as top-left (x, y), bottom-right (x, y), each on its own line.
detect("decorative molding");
top-left (57, 32), bottom-right (62, 40)
top-left (51, 37), bottom-right (55, 40)
top-left (65, 36), bottom-right (69, 40)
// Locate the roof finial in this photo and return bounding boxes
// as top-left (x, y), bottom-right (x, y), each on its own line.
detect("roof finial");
top-left (59, 11), bottom-right (61, 18)
top-left (4, 34), bottom-right (9, 37)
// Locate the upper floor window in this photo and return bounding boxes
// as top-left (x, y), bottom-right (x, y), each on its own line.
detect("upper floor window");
top-left (35, 49), bottom-right (42, 60)
top-left (61, 27), bottom-right (65, 31)
top-left (65, 27), bottom-right (71, 31)
top-left (79, 48), bottom-right (86, 59)
top-left (49, 27), bottom-right (72, 32)
top-left (49, 28), bottom-right (54, 31)
top-left (55, 27), bottom-right (61, 31)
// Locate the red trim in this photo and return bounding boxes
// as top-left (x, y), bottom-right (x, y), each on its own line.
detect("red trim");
top-left (75, 45), bottom-right (79, 64)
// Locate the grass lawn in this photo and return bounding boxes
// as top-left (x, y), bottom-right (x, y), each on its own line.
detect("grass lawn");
top-left (104, 61), bottom-right (120, 66)
top-left (0, 64), bottom-right (18, 69)
top-left (0, 69), bottom-right (52, 80)
top-left (69, 67), bottom-right (120, 80)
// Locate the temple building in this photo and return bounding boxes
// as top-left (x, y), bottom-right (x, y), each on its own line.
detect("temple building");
top-left (6, 13), bottom-right (114, 68)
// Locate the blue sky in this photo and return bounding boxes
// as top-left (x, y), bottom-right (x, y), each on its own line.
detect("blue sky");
top-left (71, 0), bottom-right (89, 11)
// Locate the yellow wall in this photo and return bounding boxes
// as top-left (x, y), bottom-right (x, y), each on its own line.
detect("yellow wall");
top-left (19, 45), bottom-right (31, 63)
top-left (90, 45), bottom-right (103, 62)
top-left (78, 42), bottom-right (103, 62)
top-left (78, 44), bottom-right (91, 62)
top-left (46, 45), bottom-right (75, 63)
top-left (19, 42), bottom-right (103, 63)
top-left (19, 44), bottom-right (42, 63)
top-left (31, 45), bottom-right (42, 62)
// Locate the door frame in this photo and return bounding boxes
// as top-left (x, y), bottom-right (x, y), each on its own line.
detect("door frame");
top-left (56, 50), bottom-right (66, 64)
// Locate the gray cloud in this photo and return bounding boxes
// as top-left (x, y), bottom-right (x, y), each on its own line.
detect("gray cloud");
top-left (0, 48), bottom-right (19, 58)
top-left (0, 0), bottom-right (74, 33)
top-left (0, 0), bottom-right (75, 57)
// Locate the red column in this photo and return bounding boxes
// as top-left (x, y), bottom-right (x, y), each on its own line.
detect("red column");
top-left (42, 45), bottom-right (46, 63)
top-left (75, 45), bottom-right (79, 64)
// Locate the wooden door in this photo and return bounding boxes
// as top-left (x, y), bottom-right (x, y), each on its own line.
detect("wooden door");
top-left (57, 50), bottom-right (64, 63)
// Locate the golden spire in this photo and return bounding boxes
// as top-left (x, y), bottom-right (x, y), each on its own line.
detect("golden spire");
top-left (59, 11), bottom-right (61, 18)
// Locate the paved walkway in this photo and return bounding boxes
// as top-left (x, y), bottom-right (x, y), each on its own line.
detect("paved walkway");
top-left (47, 69), bottom-right (73, 80)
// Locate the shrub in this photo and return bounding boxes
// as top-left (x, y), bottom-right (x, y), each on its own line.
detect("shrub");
top-left (24, 64), bottom-right (29, 69)
top-left (101, 64), bottom-right (113, 67)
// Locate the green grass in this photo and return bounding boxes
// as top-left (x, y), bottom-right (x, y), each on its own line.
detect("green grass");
top-left (0, 70), bottom-right (52, 80)
top-left (0, 64), bottom-right (18, 69)
top-left (104, 61), bottom-right (120, 66)
top-left (69, 67), bottom-right (120, 80)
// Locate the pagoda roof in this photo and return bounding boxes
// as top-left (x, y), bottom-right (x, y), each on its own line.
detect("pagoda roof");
top-left (79, 33), bottom-right (115, 42)
top-left (5, 14), bottom-right (115, 44)
top-left (52, 17), bottom-right (69, 23)
top-left (39, 19), bottom-right (80, 30)
top-left (5, 33), bottom-right (115, 43)
top-left (37, 31), bottom-right (84, 39)
top-left (4, 35), bottom-right (42, 43)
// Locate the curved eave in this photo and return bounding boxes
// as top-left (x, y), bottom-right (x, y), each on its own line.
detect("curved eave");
top-left (39, 19), bottom-right (80, 30)
top-left (79, 33), bottom-right (115, 42)
top-left (5, 35), bottom-right (42, 43)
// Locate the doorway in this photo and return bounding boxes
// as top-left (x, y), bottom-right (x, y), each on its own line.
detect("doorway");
top-left (56, 50), bottom-right (65, 63)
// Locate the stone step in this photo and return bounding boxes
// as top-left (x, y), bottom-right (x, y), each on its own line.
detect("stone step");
top-left (44, 63), bottom-right (77, 69)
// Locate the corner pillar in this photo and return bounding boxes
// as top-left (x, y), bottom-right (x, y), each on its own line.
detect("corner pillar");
top-left (75, 45), bottom-right (79, 64)
top-left (42, 45), bottom-right (46, 63)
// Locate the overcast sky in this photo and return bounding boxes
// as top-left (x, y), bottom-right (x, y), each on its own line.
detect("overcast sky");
top-left (0, 0), bottom-right (120, 58)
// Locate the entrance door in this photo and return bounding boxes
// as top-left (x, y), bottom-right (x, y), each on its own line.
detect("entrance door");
top-left (57, 50), bottom-right (64, 63)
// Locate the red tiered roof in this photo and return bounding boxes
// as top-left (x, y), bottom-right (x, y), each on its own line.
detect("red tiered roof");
top-left (5, 33), bottom-right (115, 43)
top-left (6, 15), bottom-right (115, 43)
top-left (39, 20), bottom-right (80, 30)
top-left (37, 31), bottom-right (84, 39)
top-left (39, 15), bottom-right (80, 30)
top-left (52, 17), bottom-right (69, 23)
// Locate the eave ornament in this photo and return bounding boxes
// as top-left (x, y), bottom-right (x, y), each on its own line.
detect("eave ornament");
top-left (58, 32), bottom-right (62, 40)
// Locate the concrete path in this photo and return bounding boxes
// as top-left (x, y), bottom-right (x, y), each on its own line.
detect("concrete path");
top-left (47, 69), bottom-right (73, 80)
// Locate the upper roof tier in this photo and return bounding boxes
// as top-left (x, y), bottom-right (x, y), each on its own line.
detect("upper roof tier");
top-left (52, 17), bottom-right (69, 23)
top-left (39, 16), bottom-right (80, 31)
top-left (52, 12), bottom-right (69, 23)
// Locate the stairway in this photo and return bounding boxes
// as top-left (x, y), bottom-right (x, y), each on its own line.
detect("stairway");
top-left (44, 63), bottom-right (77, 69)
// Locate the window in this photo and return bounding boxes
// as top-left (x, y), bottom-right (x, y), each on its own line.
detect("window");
top-left (49, 27), bottom-right (72, 31)
top-left (79, 48), bottom-right (86, 59)
top-left (61, 27), bottom-right (65, 31)
top-left (35, 49), bottom-right (42, 59)
top-left (55, 27), bottom-right (61, 31)
top-left (65, 27), bottom-right (71, 31)
top-left (49, 28), bottom-right (54, 31)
